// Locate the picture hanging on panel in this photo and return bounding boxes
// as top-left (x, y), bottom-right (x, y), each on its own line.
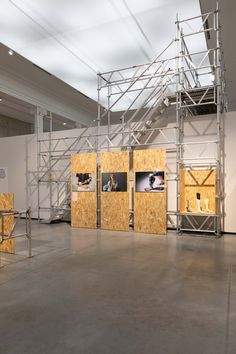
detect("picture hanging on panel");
top-left (135, 171), bottom-right (165, 192)
top-left (72, 173), bottom-right (95, 192)
top-left (102, 173), bottom-right (127, 192)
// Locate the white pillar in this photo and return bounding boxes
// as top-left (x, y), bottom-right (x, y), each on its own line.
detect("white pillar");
top-left (34, 107), bottom-right (47, 134)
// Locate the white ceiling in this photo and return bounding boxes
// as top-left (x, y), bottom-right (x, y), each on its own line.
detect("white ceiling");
top-left (0, 0), bottom-right (209, 111)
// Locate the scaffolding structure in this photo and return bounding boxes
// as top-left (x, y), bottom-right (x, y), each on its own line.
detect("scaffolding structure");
top-left (36, 5), bottom-right (226, 235)
top-left (175, 5), bottom-right (226, 236)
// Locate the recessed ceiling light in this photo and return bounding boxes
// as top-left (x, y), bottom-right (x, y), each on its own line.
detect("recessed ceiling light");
top-left (63, 122), bottom-right (66, 125)
top-left (0, 98), bottom-right (2, 102)
top-left (8, 49), bottom-right (14, 56)
top-left (210, 73), bottom-right (215, 82)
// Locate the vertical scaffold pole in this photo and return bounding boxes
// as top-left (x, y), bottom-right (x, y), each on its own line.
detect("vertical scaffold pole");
top-left (176, 14), bottom-right (181, 234)
top-left (97, 74), bottom-right (101, 227)
top-left (215, 2), bottom-right (221, 236)
top-left (107, 81), bottom-right (111, 151)
top-left (36, 107), bottom-right (41, 222)
top-left (48, 112), bottom-right (53, 221)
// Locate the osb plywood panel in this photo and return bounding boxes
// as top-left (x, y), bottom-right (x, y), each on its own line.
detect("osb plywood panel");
top-left (100, 151), bottom-right (129, 172)
top-left (0, 193), bottom-right (14, 254)
top-left (100, 151), bottom-right (129, 231)
top-left (71, 153), bottom-right (96, 174)
top-left (71, 153), bottom-right (97, 229)
top-left (134, 149), bottom-right (166, 235)
top-left (180, 169), bottom-right (216, 214)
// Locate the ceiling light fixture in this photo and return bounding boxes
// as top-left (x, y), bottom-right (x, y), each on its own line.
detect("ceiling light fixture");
top-left (63, 122), bottom-right (67, 125)
top-left (8, 49), bottom-right (14, 56)
top-left (0, 98), bottom-right (2, 102)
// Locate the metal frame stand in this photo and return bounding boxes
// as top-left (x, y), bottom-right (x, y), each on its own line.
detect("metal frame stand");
top-left (0, 208), bottom-right (32, 260)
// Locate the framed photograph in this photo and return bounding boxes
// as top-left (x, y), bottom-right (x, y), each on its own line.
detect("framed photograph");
top-left (135, 171), bottom-right (165, 192)
top-left (102, 172), bottom-right (127, 192)
top-left (72, 173), bottom-right (95, 192)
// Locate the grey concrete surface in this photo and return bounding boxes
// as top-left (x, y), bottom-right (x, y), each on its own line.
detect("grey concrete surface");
top-left (0, 221), bottom-right (235, 354)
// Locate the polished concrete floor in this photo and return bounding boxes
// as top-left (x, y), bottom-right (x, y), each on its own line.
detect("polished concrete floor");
top-left (0, 221), bottom-right (236, 354)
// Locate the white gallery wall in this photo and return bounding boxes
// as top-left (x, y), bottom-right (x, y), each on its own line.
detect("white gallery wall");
top-left (0, 135), bottom-right (28, 207)
top-left (0, 111), bottom-right (235, 232)
top-left (224, 111), bottom-right (236, 232)
top-left (0, 167), bottom-right (8, 192)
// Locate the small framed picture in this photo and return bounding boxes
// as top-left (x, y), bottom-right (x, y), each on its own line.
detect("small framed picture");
top-left (72, 173), bottom-right (95, 192)
top-left (102, 172), bottom-right (127, 192)
top-left (135, 171), bottom-right (165, 192)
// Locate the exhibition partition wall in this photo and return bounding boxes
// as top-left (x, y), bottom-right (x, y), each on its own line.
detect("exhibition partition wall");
top-left (0, 193), bottom-right (14, 253)
top-left (71, 153), bottom-right (97, 229)
top-left (134, 149), bottom-right (166, 235)
top-left (71, 149), bottom-right (166, 234)
top-left (100, 151), bottom-right (129, 231)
